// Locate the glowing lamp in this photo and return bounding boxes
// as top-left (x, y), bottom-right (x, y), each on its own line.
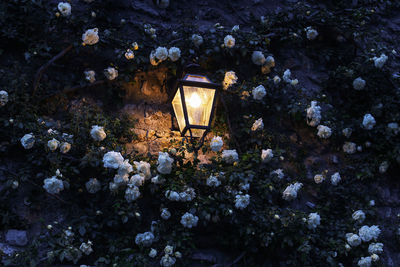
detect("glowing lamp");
top-left (172, 67), bottom-right (220, 141)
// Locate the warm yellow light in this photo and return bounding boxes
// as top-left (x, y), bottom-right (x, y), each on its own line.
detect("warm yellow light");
top-left (187, 92), bottom-right (202, 108)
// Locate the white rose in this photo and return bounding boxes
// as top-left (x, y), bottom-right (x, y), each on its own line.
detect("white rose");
top-left (353, 77), bottom-right (366, 90)
top-left (21, 133), bottom-right (35, 149)
top-left (261, 149), bottom-right (273, 163)
top-left (168, 47), bottom-right (181, 62)
top-left (252, 85), bottom-right (266, 100)
top-left (362, 114), bottom-right (376, 130)
top-left (222, 149), bottom-right (239, 164)
top-left (191, 34), bottom-right (203, 47)
top-left (43, 176), bottom-right (64, 194)
top-left (224, 35), bottom-right (235, 48)
top-left (222, 71), bottom-right (238, 90)
top-left (82, 28), bottom-right (99, 45)
top-left (57, 2), bottom-right (71, 16)
top-left (47, 138), bottom-right (60, 151)
top-left (155, 47), bottom-right (168, 61)
top-left (157, 152), bottom-right (174, 174)
top-left (0, 90), bottom-right (9, 106)
top-left (90, 125), bottom-right (106, 141)
top-left (251, 118), bottom-right (264, 131)
top-left (60, 142), bottom-right (71, 153)
top-left (104, 67), bottom-right (118, 80)
top-left (84, 70), bottom-right (96, 83)
top-left (85, 178), bottom-right (101, 194)
top-left (210, 136), bottom-right (223, 152)
top-left (251, 51), bottom-right (266, 65)
top-left (103, 151), bottom-right (124, 169)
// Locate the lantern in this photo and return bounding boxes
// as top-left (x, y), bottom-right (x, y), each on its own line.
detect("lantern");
top-left (171, 66), bottom-right (220, 141)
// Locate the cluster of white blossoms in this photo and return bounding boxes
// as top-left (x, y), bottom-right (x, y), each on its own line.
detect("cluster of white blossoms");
top-left (223, 35), bottom-right (235, 48)
top-left (282, 69), bottom-right (298, 86)
top-left (104, 67), bottom-right (118, 80)
top-left (79, 240), bottom-right (93, 255)
top-left (346, 233), bottom-right (362, 247)
top-left (343, 141), bottom-right (357, 154)
top-left (306, 101), bottom-right (321, 127)
top-left (372, 53), bottom-right (388, 68)
top-left (261, 149), bottom-right (273, 163)
top-left (314, 174), bottom-right (325, 184)
top-left (125, 184), bottom-right (141, 202)
top-left (135, 232), bottom-right (155, 247)
top-left (180, 212), bottom-right (199, 228)
top-left (191, 34), bottom-right (203, 48)
top-left (157, 152), bottom-right (174, 174)
top-left (85, 178), bottom-right (101, 194)
top-left (307, 212), bottom-right (321, 229)
top-left (317, 125), bottom-right (332, 139)
top-left (165, 187), bottom-right (196, 202)
top-left (222, 149), bottom-right (239, 164)
top-left (330, 172), bottom-right (341, 185)
top-left (149, 46), bottom-right (181, 65)
top-left (144, 24), bottom-right (157, 39)
top-left (282, 182), bottom-right (303, 200)
top-left (359, 225), bottom-right (381, 242)
top-left (362, 114), bottom-right (376, 130)
top-left (90, 125), bottom-right (106, 141)
top-left (161, 208), bottom-right (171, 220)
top-left (84, 70), bottom-right (96, 83)
top-left (222, 71), bottom-right (238, 90)
top-left (0, 90), bottom-right (9, 107)
top-left (353, 77), bottom-right (366, 90)
top-left (210, 136), bottom-right (223, 151)
top-left (57, 2), bottom-right (71, 17)
top-left (21, 133), bottom-right (35, 149)
top-left (160, 245), bottom-right (181, 267)
top-left (103, 151), bottom-right (124, 169)
top-left (134, 161), bottom-right (151, 179)
top-left (234, 193), bottom-right (250, 209)
top-left (352, 210), bottom-right (366, 223)
top-left (305, 26), bottom-right (318, 40)
top-left (252, 85), bottom-right (266, 100)
top-left (43, 170), bottom-right (64, 194)
top-left (206, 175), bottom-right (221, 187)
top-left (82, 28), bottom-right (99, 46)
top-left (368, 242), bottom-right (384, 254)
top-left (251, 118), bottom-right (264, 131)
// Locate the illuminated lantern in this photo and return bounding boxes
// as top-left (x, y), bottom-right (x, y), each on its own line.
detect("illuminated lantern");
top-left (172, 65), bottom-right (220, 141)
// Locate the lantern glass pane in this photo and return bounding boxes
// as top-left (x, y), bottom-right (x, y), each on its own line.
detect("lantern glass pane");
top-left (183, 85), bottom-right (215, 129)
top-left (172, 89), bottom-right (186, 133)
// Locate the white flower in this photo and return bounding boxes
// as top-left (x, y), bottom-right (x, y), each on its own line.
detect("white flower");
top-left (125, 49), bottom-right (134, 60)
top-left (164, 245), bottom-right (174, 255)
top-left (271, 169), bottom-right (284, 179)
top-left (307, 212), bottom-right (320, 229)
top-left (252, 85), bottom-right (266, 100)
top-left (251, 51), bottom-right (266, 65)
top-left (305, 26), bottom-right (318, 40)
top-left (179, 187), bottom-right (196, 202)
top-left (346, 233), bottom-right (361, 247)
top-left (129, 174), bottom-right (145, 187)
top-left (342, 128), bottom-right (352, 138)
top-left (47, 138), bottom-right (60, 151)
top-left (353, 77), bottom-right (366, 90)
top-left (379, 161), bottom-right (389, 174)
top-left (157, 152), bottom-right (174, 174)
top-left (149, 248), bottom-right (157, 258)
top-left (283, 69), bottom-right (293, 83)
top-left (180, 212), bottom-right (198, 228)
top-left (155, 47), bottom-right (168, 61)
top-left (57, 2), bottom-right (71, 16)
top-left (261, 149), bottom-right (273, 163)
top-left (43, 176), bottom-right (64, 194)
top-left (174, 251), bottom-right (182, 258)
top-left (359, 225), bottom-right (381, 242)
top-left (85, 178), bottom-right (101, 194)
top-left (21, 133), bottom-right (35, 149)
top-left (168, 47), bottom-right (181, 62)
top-left (222, 71), bottom-right (238, 90)
top-left (206, 175), bottom-right (221, 187)
top-left (251, 118), bottom-right (264, 131)
top-left (273, 76), bottom-right (281, 84)
top-left (125, 184), bottom-right (141, 202)
top-left (210, 136), bottom-right (223, 151)
top-left (357, 256), bottom-right (372, 267)
top-left (109, 182), bottom-right (118, 192)
top-left (104, 67), bottom-right (118, 80)
top-left (134, 161), bottom-right (151, 179)
top-left (90, 125), bottom-right (106, 141)
top-left (343, 142), bottom-right (356, 154)
top-left (372, 54), bottom-right (388, 68)
top-left (118, 160), bottom-right (133, 176)
top-left (234, 194), bottom-right (250, 209)
top-left (103, 151), bottom-right (124, 169)
top-left (60, 142), bottom-right (71, 153)
top-left (160, 255), bottom-right (176, 267)
top-left (368, 243), bottom-right (383, 254)
top-left (191, 34), bottom-right (203, 47)
top-left (224, 35), bottom-right (235, 48)
top-left (282, 182), bottom-right (303, 201)
top-left (161, 208), bottom-right (171, 220)
top-left (317, 125), bottom-right (332, 139)
top-left (79, 241), bottom-right (93, 255)
top-left (352, 210), bottom-right (366, 223)
top-left (387, 122), bottom-right (399, 135)
top-left (82, 28), bottom-right (99, 45)
top-left (330, 172), bottom-right (341, 185)
top-left (84, 70), bottom-right (96, 83)
top-left (314, 174), bottom-right (324, 184)
top-left (135, 232), bottom-right (154, 247)
top-left (232, 25), bottom-right (240, 32)
top-left (362, 114), bottom-right (376, 130)
top-left (165, 190), bottom-right (180, 201)
top-left (222, 149), bottom-right (239, 164)
top-left (0, 90), bottom-right (9, 106)
top-left (371, 254), bottom-right (379, 262)
top-left (306, 101), bottom-right (321, 127)
top-left (149, 50), bottom-right (159, 66)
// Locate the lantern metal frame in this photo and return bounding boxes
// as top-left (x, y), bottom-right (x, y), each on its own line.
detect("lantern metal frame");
top-left (171, 64), bottom-right (221, 145)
